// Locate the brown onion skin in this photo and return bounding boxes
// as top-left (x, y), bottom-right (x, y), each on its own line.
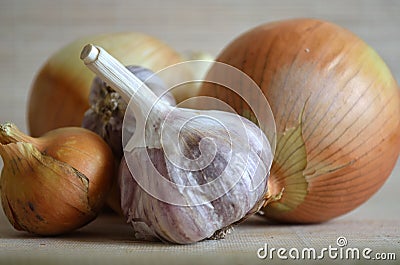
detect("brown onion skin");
top-left (1, 125), bottom-right (115, 213)
top-left (0, 125), bottom-right (115, 235)
top-left (28, 32), bottom-right (183, 137)
top-left (198, 18), bottom-right (400, 223)
top-left (34, 127), bottom-right (115, 209)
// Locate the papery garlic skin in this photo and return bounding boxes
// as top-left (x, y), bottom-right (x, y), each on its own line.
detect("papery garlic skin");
top-left (81, 66), bottom-right (176, 214)
top-left (82, 66), bottom-right (176, 158)
top-left (119, 110), bottom-right (272, 244)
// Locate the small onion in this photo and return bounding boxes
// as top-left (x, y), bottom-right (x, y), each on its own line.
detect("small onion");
top-left (0, 123), bottom-right (114, 235)
top-left (28, 32), bottom-right (183, 137)
top-left (198, 18), bottom-right (400, 223)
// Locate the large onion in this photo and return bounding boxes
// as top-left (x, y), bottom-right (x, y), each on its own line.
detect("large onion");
top-left (28, 32), bottom-right (183, 137)
top-left (198, 18), bottom-right (400, 223)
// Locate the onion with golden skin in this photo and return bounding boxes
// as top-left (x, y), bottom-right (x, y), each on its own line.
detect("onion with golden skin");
top-left (198, 18), bottom-right (400, 223)
top-left (0, 123), bottom-right (114, 235)
top-left (28, 32), bottom-right (183, 137)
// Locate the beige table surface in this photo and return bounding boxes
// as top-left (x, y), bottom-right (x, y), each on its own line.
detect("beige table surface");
top-left (0, 0), bottom-right (399, 264)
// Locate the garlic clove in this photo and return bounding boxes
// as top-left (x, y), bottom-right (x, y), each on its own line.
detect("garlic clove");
top-left (0, 142), bottom-right (95, 235)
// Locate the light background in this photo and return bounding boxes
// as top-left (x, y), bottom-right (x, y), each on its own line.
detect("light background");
top-left (0, 1), bottom-right (399, 264)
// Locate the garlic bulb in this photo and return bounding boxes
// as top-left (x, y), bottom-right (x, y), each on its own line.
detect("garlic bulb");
top-left (80, 44), bottom-right (273, 244)
top-left (82, 65), bottom-right (176, 158)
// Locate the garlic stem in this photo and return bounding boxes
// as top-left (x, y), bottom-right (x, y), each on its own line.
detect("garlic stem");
top-left (81, 44), bottom-right (167, 114)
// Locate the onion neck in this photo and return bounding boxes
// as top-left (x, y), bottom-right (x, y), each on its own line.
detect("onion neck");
top-left (80, 44), bottom-right (170, 117)
top-left (0, 123), bottom-right (39, 146)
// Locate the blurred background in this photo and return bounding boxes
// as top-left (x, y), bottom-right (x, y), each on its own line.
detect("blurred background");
top-left (0, 0), bottom-right (399, 222)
